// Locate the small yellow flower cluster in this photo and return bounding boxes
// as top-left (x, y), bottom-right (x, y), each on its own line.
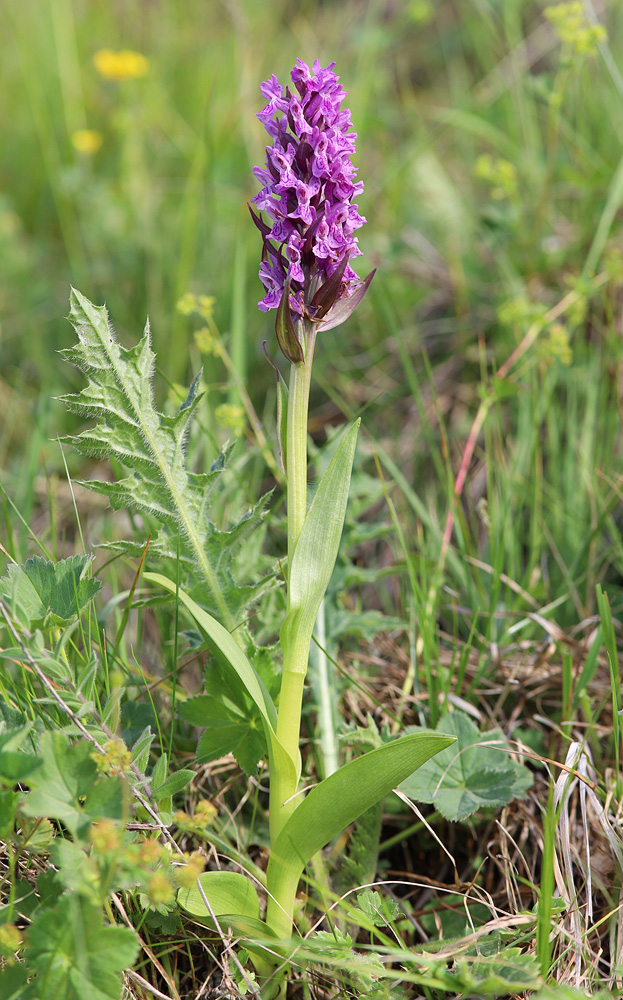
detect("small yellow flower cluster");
top-left (92, 738), bottom-right (132, 775)
top-left (176, 292), bottom-right (215, 322)
top-left (173, 798), bottom-right (218, 835)
top-left (544, 3), bottom-right (606, 56)
top-left (215, 403), bottom-right (246, 436)
top-left (407, 0), bottom-right (434, 25)
top-left (88, 819), bottom-right (121, 854)
top-left (538, 323), bottom-right (573, 366)
top-left (497, 296), bottom-right (546, 330)
top-left (563, 272), bottom-right (593, 325)
top-left (94, 49), bottom-right (149, 81)
top-left (71, 129), bottom-right (103, 155)
top-left (474, 154), bottom-right (518, 201)
top-left (174, 849), bottom-right (206, 888)
top-left (146, 871), bottom-right (175, 905)
top-left (194, 326), bottom-right (223, 357)
top-left (138, 838), bottom-right (166, 866)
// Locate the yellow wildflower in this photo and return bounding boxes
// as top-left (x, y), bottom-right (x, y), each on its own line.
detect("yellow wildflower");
top-left (92, 738), bottom-right (131, 775)
top-left (195, 799), bottom-right (218, 823)
top-left (215, 403), bottom-right (246, 436)
top-left (88, 819), bottom-right (121, 854)
top-left (194, 326), bottom-right (223, 357)
top-left (544, 3), bottom-right (606, 56)
top-left (174, 850), bottom-right (206, 889)
top-left (538, 323), bottom-right (573, 367)
top-left (146, 871), bottom-right (174, 905)
top-left (176, 292), bottom-right (197, 316)
top-left (138, 838), bottom-right (167, 866)
top-left (197, 295), bottom-right (215, 321)
top-left (71, 129), bottom-right (103, 155)
top-left (94, 49), bottom-right (149, 81)
top-left (474, 154), bottom-right (518, 201)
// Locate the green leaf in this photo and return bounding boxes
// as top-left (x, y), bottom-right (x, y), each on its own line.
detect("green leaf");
top-left (150, 752), bottom-right (168, 791)
top-left (0, 789), bottom-right (20, 838)
top-left (27, 895), bottom-right (138, 1000)
top-left (198, 720), bottom-right (266, 775)
top-left (529, 987), bottom-right (615, 1000)
top-left (274, 275), bottom-right (304, 363)
top-left (266, 731), bottom-right (455, 929)
top-left (356, 888), bottom-right (400, 927)
top-left (180, 691), bottom-right (267, 775)
top-left (145, 573), bottom-right (298, 786)
top-left (130, 725), bottom-right (154, 773)
top-left (298, 929), bottom-right (386, 990)
top-left (178, 871), bottom-right (277, 976)
top-left (20, 732), bottom-right (123, 839)
top-left (151, 768), bottom-right (194, 798)
top-left (60, 289), bottom-right (273, 628)
top-left (0, 964), bottom-right (31, 1000)
top-left (449, 945), bottom-right (540, 994)
top-left (398, 712), bottom-right (533, 821)
top-left (327, 607), bottom-right (407, 643)
top-left (146, 574), bottom-right (277, 728)
top-left (0, 554), bottom-right (101, 630)
top-left (281, 420), bottom-right (359, 666)
top-left (178, 870), bottom-right (261, 924)
top-left (0, 722), bottom-right (41, 784)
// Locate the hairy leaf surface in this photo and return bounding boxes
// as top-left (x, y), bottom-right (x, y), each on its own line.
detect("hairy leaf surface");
top-left (60, 289), bottom-right (272, 629)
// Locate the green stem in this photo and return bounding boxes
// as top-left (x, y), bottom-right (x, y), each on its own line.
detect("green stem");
top-left (267, 326), bottom-right (315, 940)
top-left (286, 344), bottom-right (314, 564)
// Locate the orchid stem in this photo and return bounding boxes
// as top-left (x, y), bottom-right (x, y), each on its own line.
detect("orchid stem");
top-left (267, 326), bottom-right (315, 931)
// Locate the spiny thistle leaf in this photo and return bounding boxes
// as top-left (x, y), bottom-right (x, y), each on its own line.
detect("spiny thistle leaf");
top-left (59, 289), bottom-right (273, 629)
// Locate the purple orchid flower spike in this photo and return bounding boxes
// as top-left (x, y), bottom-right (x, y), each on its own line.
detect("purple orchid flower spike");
top-left (250, 58), bottom-right (375, 362)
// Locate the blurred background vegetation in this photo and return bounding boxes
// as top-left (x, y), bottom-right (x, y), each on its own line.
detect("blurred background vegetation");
top-left (2, 0), bottom-right (623, 625)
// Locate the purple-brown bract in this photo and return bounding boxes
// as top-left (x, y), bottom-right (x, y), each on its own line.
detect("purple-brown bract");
top-left (250, 58), bottom-right (374, 360)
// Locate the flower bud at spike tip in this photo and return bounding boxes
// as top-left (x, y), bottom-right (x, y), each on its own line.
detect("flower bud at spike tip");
top-left (250, 59), bottom-right (374, 359)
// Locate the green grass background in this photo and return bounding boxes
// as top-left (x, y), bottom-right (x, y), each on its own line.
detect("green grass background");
top-left (3, 0), bottom-right (623, 624)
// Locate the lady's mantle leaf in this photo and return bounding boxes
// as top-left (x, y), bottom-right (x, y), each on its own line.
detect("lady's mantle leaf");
top-left (180, 694), bottom-right (266, 775)
top-left (0, 554), bottom-right (101, 629)
top-left (20, 731), bottom-right (123, 839)
top-left (398, 712), bottom-right (533, 821)
top-left (27, 895), bottom-right (138, 1000)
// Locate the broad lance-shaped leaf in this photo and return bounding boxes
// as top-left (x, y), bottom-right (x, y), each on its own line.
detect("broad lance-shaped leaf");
top-left (0, 554), bottom-right (101, 630)
top-left (178, 870), bottom-right (261, 924)
top-left (265, 730), bottom-right (456, 936)
top-left (281, 420), bottom-right (360, 673)
top-left (144, 573), bottom-right (299, 788)
top-left (59, 289), bottom-right (273, 630)
top-left (177, 871), bottom-right (278, 977)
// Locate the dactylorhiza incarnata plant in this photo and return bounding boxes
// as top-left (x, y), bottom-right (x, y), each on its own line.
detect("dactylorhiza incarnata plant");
top-left (250, 56), bottom-right (376, 845)
top-left (170, 58), bottom-right (454, 998)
